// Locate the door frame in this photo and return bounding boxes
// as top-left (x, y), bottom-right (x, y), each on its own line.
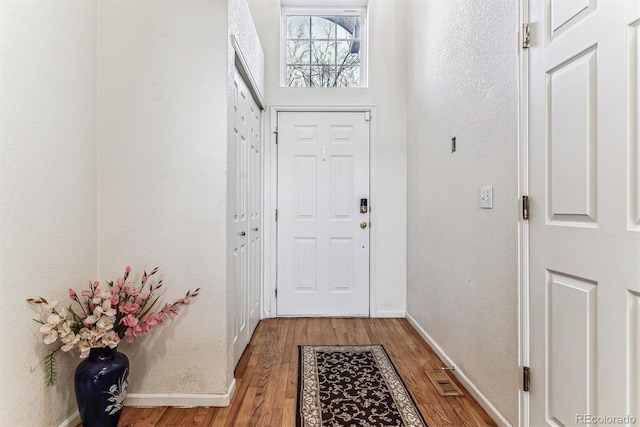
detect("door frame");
top-left (263, 105), bottom-right (378, 318)
top-left (518, 0), bottom-right (531, 424)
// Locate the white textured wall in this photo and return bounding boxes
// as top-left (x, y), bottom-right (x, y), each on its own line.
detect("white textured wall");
top-left (229, 0), bottom-right (265, 96)
top-left (98, 0), bottom-right (231, 395)
top-left (0, 0), bottom-right (261, 422)
top-left (246, 0), bottom-right (408, 316)
top-left (0, 1), bottom-right (98, 425)
top-left (405, 0), bottom-right (519, 424)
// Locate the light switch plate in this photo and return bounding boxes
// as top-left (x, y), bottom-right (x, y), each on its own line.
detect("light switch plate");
top-left (480, 186), bottom-right (493, 209)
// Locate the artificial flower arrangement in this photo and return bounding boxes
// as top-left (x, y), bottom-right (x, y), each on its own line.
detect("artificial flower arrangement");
top-left (28, 266), bottom-right (200, 384)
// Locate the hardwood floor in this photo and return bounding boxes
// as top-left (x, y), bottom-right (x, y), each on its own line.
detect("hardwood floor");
top-left (116, 318), bottom-right (497, 426)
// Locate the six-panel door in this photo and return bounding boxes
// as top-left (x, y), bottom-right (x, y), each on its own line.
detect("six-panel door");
top-left (231, 67), bottom-right (262, 368)
top-left (529, 1), bottom-right (640, 424)
top-left (277, 111), bottom-right (370, 316)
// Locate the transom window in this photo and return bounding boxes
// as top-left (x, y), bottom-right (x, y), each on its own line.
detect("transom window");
top-left (281, 8), bottom-right (367, 88)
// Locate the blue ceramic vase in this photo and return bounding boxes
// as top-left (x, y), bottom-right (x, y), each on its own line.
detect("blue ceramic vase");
top-left (74, 347), bottom-right (129, 427)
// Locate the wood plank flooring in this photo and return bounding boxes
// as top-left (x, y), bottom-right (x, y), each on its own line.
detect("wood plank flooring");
top-left (115, 318), bottom-right (497, 427)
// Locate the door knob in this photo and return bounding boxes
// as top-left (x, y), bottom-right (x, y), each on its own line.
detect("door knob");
top-left (360, 222), bottom-right (368, 229)
top-left (240, 231), bottom-right (246, 236)
top-left (253, 227), bottom-right (259, 231)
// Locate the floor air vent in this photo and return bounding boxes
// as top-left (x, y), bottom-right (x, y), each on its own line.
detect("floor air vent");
top-left (426, 371), bottom-right (464, 397)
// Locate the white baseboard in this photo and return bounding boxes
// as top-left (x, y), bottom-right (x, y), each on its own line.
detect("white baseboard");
top-left (125, 378), bottom-right (237, 408)
top-left (58, 411), bottom-right (80, 427)
top-left (405, 313), bottom-right (511, 427)
top-left (57, 380), bottom-right (236, 427)
top-left (374, 310), bottom-right (406, 318)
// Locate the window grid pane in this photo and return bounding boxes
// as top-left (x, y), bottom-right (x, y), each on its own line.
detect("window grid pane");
top-left (287, 15), bottom-right (310, 39)
top-left (311, 16), bottom-right (336, 39)
top-left (287, 65), bottom-right (310, 87)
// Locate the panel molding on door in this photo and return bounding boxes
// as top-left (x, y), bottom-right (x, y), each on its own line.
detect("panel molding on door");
top-left (628, 290), bottom-right (640, 419)
top-left (549, 0), bottom-right (596, 40)
top-left (547, 45), bottom-right (597, 226)
top-left (546, 271), bottom-right (597, 426)
top-left (277, 111), bottom-right (370, 317)
top-left (631, 21), bottom-right (640, 230)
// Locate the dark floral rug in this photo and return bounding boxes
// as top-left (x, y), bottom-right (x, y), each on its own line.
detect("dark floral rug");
top-left (297, 345), bottom-right (428, 427)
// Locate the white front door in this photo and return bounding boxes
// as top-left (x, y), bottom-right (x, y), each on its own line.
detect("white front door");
top-left (529, 1), bottom-right (640, 424)
top-left (276, 111), bottom-right (370, 316)
top-left (232, 66), bottom-right (262, 367)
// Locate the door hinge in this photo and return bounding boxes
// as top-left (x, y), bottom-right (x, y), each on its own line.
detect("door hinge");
top-left (274, 127), bottom-right (278, 144)
top-left (522, 195), bottom-right (529, 220)
top-left (523, 366), bottom-right (531, 392)
top-left (275, 209), bottom-right (278, 222)
top-left (365, 111), bottom-right (371, 122)
top-left (275, 287), bottom-right (278, 298)
top-left (522, 23), bottom-right (530, 49)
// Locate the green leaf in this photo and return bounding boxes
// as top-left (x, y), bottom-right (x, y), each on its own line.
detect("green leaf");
top-left (44, 347), bottom-right (61, 386)
top-left (138, 295), bottom-right (161, 320)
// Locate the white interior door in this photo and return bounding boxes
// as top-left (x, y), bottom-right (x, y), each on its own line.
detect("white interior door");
top-left (277, 111), bottom-right (370, 316)
top-left (529, 1), bottom-right (640, 425)
top-left (232, 66), bottom-right (262, 367)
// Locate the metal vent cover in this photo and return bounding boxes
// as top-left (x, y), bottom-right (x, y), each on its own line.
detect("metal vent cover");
top-left (425, 371), bottom-right (464, 397)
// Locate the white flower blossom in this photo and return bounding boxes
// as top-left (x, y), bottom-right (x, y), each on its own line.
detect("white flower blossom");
top-left (39, 313), bottom-right (64, 345)
top-left (85, 299), bottom-right (116, 325)
top-left (78, 340), bottom-right (92, 359)
top-left (43, 329), bottom-right (58, 345)
top-left (102, 330), bottom-right (120, 348)
top-left (60, 331), bottom-right (80, 352)
top-left (96, 315), bottom-right (115, 331)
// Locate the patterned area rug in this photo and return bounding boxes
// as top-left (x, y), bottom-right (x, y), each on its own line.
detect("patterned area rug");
top-left (297, 345), bottom-right (428, 427)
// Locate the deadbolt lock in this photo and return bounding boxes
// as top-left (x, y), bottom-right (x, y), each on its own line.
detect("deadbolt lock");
top-left (360, 198), bottom-right (368, 214)
top-left (360, 222), bottom-right (368, 229)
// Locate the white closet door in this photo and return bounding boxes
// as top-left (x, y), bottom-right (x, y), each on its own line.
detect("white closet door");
top-left (232, 66), bottom-right (262, 367)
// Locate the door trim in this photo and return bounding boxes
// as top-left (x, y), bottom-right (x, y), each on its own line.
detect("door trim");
top-left (231, 35), bottom-right (265, 110)
top-left (518, 0), bottom-right (531, 424)
top-left (264, 105), bottom-right (378, 318)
